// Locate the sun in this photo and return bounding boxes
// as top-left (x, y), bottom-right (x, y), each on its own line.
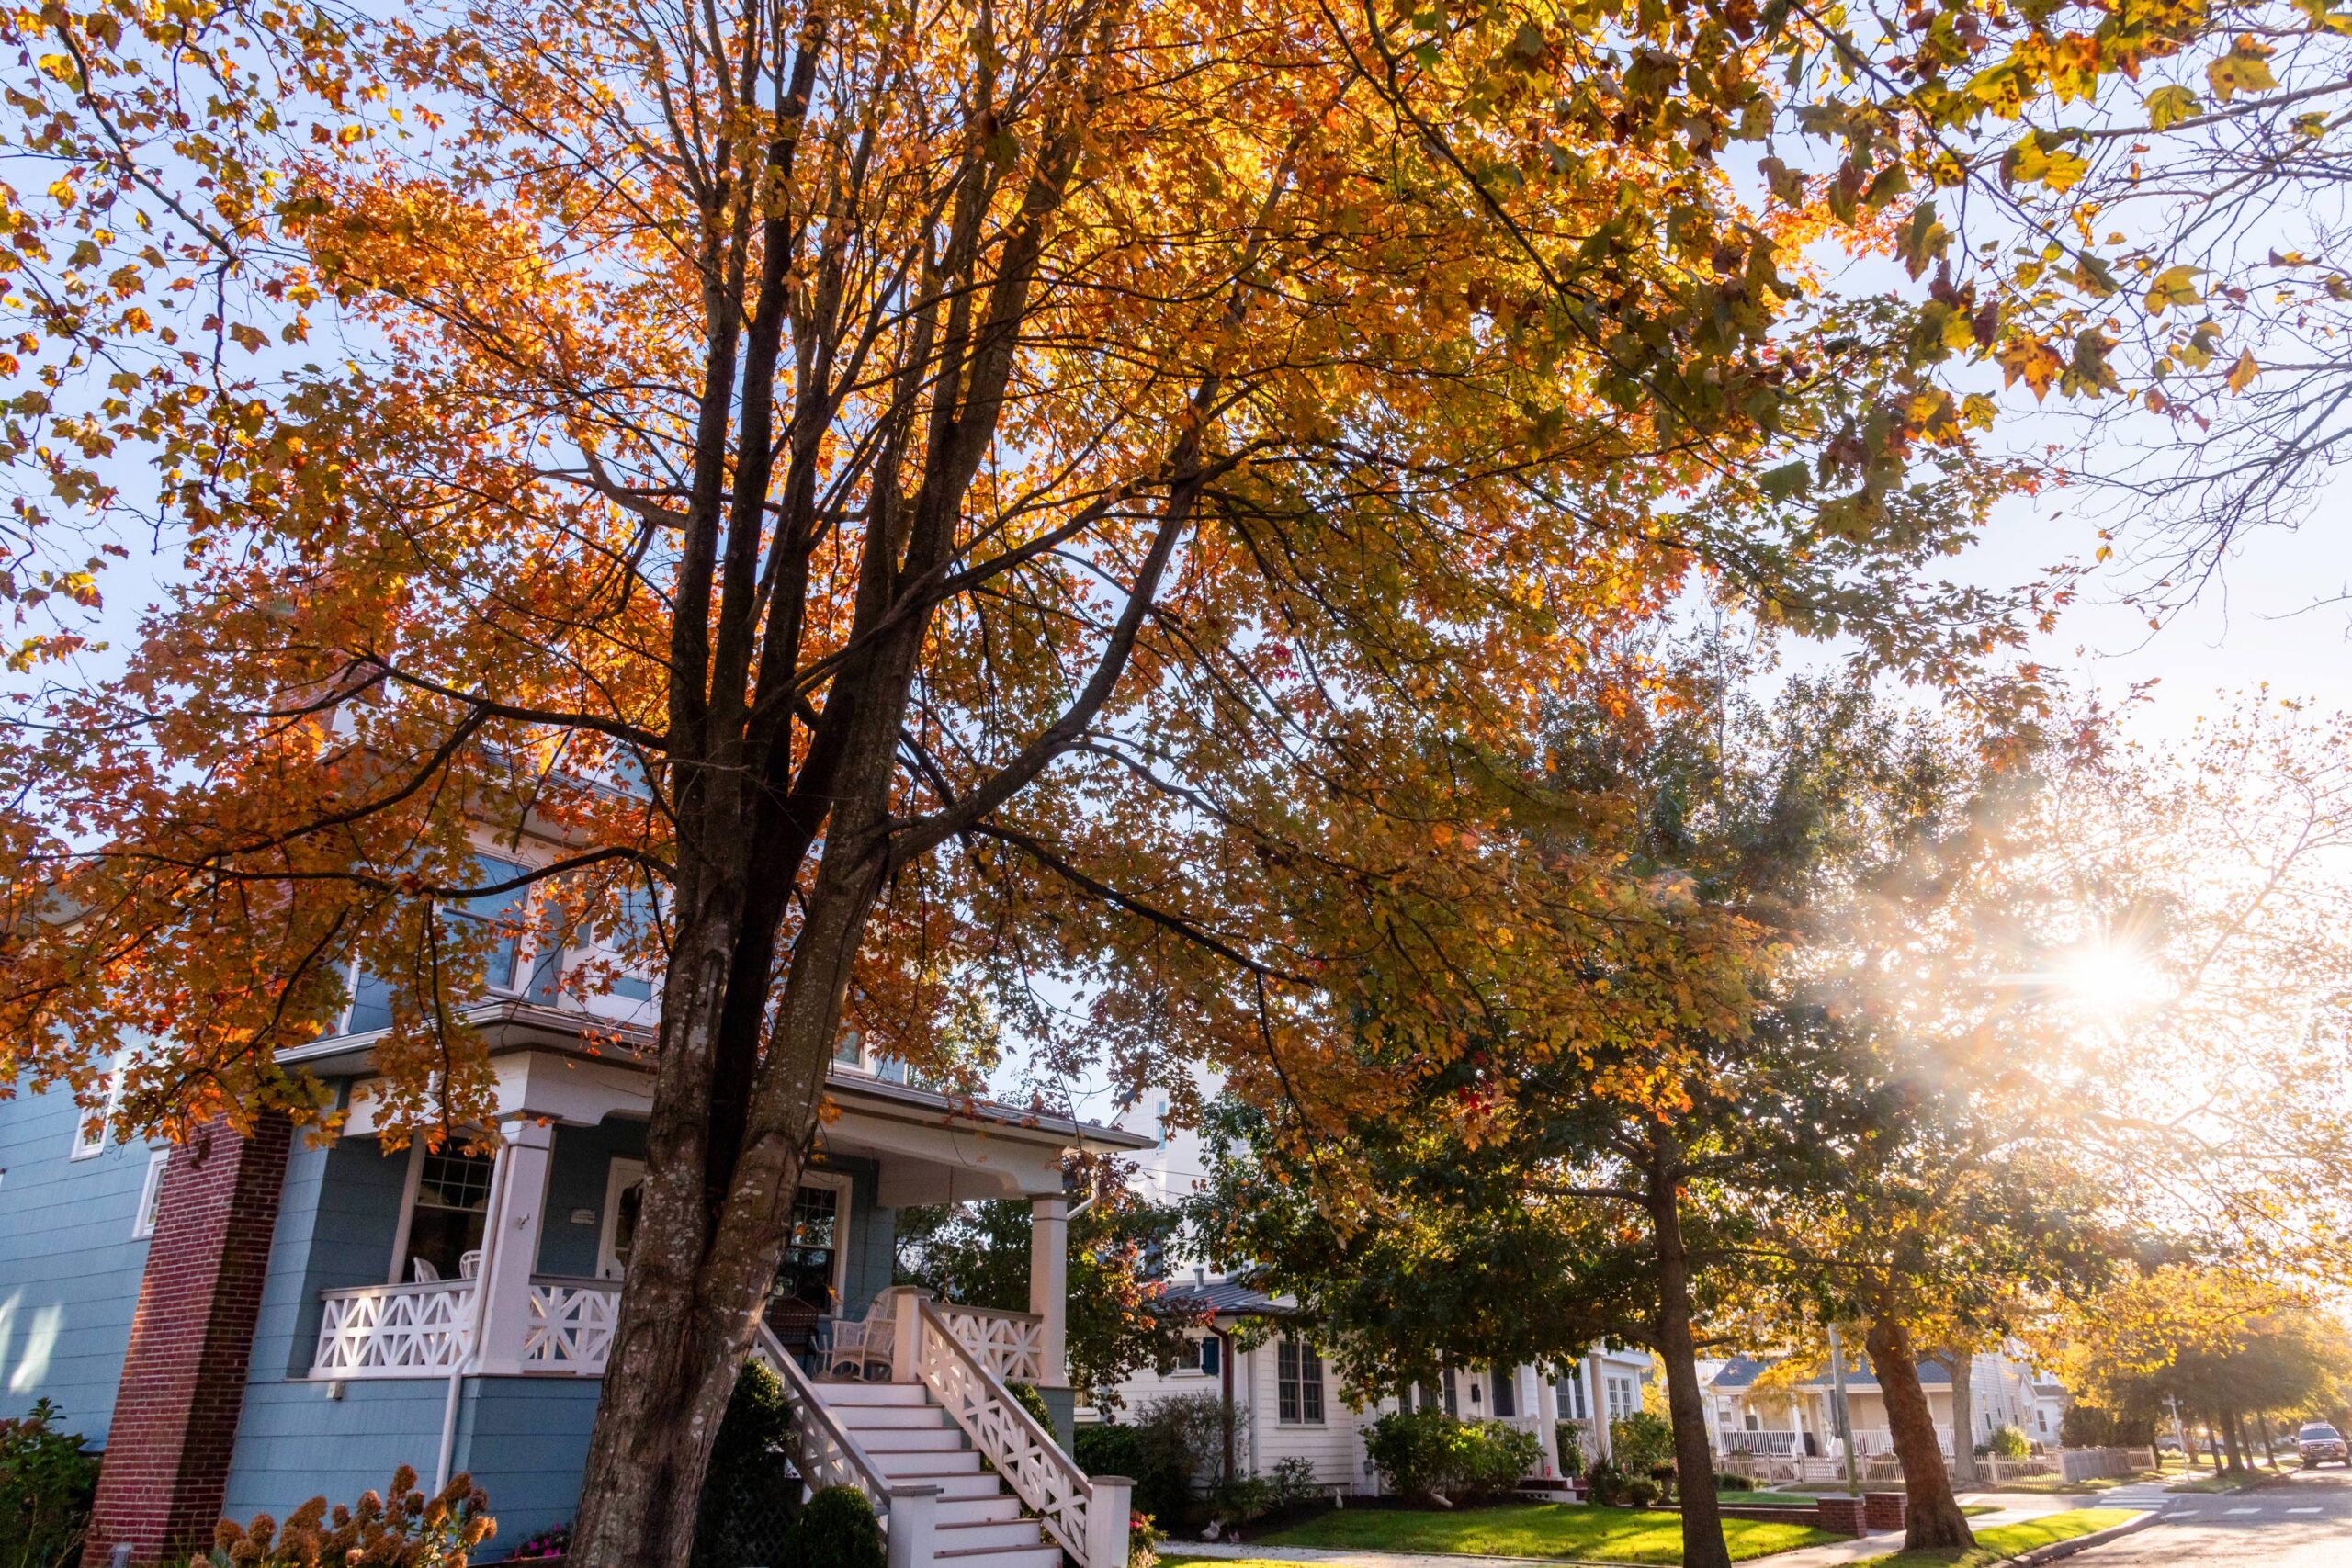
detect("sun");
top-left (2061, 942), bottom-right (2171, 1019)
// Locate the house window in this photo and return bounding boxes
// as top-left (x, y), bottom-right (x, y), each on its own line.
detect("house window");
top-left (766, 1176), bottom-right (852, 1343)
top-left (1180, 1335), bottom-right (1222, 1376)
top-left (70, 1054), bottom-right (127, 1159)
top-left (1564, 1372), bottom-right (1588, 1420)
top-left (1605, 1373), bottom-right (1637, 1423)
top-left (1492, 1368), bottom-right (1517, 1418)
top-left (1745, 1408), bottom-right (1762, 1432)
top-left (403, 1148), bottom-right (495, 1281)
top-left (1277, 1337), bottom-right (1325, 1424)
top-left (131, 1148), bottom-right (169, 1238)
top-left (1442, 1365), bottom-right (1458, 1416)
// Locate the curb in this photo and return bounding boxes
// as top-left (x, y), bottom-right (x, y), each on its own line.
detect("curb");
top-left (2007, 1508), bottom-right (2165, 1563)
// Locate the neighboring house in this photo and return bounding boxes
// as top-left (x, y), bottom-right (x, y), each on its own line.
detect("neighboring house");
top-left (0, 854), bottom-right (1151, 1568)
top-left (1708, 1348), bottom-right (2068, 1459)
top-left (1089, 1271), bottom-right (1655, 1496)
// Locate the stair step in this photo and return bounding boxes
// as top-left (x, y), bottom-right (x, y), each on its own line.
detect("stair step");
top-left (873, 1448), bottom-right (982, 1478)
top-left (935, 1548), bottom-right (1058, 1568)
top-left (814, 1381), bottom-right (931, 1406)
top-left (862, 1427), bottom-right (967, 1452)
top-left (834, 1404), bottom-right (955, 1430)
top-left (888, 1468), bottom-right (1002, 1498)
top-left (936, 1495), bottom-right (1023, 1527)
top-left (934, 1520), bottom-right (1047, 1551)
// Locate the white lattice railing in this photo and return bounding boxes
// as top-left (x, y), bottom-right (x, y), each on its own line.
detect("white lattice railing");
top-left (525, 1280), bottom-right (620, 1371)
top-left (934, 1301), bottom-right (1047, 1383)
top-left (315, 1278), bottom-right (628, 1378)
top-left (914, 1297), bottom-right (1128, 1568)
top-left (313, 1280), bottom-right (478, 1376)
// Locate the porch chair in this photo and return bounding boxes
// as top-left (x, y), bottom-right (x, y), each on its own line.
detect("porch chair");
top-left (410, 1257), bottom-right (442, 1283)
top-left (823, 1285), bottom-right (921, 1381)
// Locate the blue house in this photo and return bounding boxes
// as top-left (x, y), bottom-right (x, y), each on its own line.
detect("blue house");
top-left (0, 983), bottom-right (1149, 1568)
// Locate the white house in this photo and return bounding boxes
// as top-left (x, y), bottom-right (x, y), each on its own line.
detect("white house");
top-left (1707, 1346), bottom-right (2070, 1460)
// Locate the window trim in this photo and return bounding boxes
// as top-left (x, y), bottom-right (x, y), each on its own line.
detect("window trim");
top-left (69, 1054), bottom-right (127, 1160)
top-left (1278, 1335), bottom-right (1326, 1425)
top-left (131, 1147), bottom-right (169, 1238)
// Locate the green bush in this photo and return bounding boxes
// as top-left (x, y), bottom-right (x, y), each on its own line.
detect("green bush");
top-left (1623, 1474), bottom-right (1661, 1507)
top-left (1008, 1382), bottom-right (1056, 1430)
top-left (1364, 1409), bottom-right (1540, 1503)
top-left (1078, 1415), bottom-right (1192, 1529)
top-left (1989, 1424), bottom-right (2031, 1459)
top-left (1716, 1471), bottom-right (1754, 1492)
top-left (0, 1401), bottom-right (97, 1568)
top-left (1585, 1456), bottom-right (1627, 1506)
top-left (784, 1487), bottom-right (883, 1568)
top-left (1267, 1457), bottom-right (1321, 1510)
top-left (1610, 1411), bottom-right (1676, 1482)
top-left (695, 1361), bottom-right (799, 1568)
top-left (1207, 1473), bottom-right (1272, 1526)
top-left (1555, 1419), bottom-right (1586, 1477)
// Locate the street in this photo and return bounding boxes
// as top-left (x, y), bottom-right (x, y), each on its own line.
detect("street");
top-left (2069, 1470), bottom-right (2352, 1565)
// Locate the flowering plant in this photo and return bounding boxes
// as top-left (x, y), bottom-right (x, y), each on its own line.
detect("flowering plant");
top-left (1128, 1509), bottom-right (1165, 1568)
top-left (210, 1466), bottom-right (495, 1568)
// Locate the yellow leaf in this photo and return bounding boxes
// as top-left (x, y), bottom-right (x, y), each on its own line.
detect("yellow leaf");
top-left (2225, 349), bottom-right (2259, 392)
top-left (2207, 41), bottom-right (2278, 102)
top-left (2143, 265), bottom-right (2204, 315)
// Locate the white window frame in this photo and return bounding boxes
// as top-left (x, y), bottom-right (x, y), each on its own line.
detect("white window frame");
top-left (70, 1053), bottom-right (127, 1160)
top-left (789, 1168), bottom-right (854, 1310)
top-left (1277, 1336), bottom-right (1326, 1425)
top-left (1177, 1333), bottom-right (1220, 1377)
top-left (131, 1148), bottom-right (170, 1238)
top-left (1605, 1371), bottom-right (1638, 1423)
top-left (597, 1156), bottom-right (647, 1280)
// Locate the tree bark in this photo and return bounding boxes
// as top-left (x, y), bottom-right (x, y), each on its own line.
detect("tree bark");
top-left (1645, 1138), bottom-right (1732, 1568)
top-left (1865, 1316), bottom-right (1973, 1551)
top-left (2256, 1412), bottom-right (2277, 1469)
top-left (1943, 1348), bottom-right (1978, 1490)
top-left (2222, 1403), bottom-right (2245, 1472)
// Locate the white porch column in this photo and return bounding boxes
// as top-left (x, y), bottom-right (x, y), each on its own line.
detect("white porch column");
top-left (1028, 1194), bottom-right (1069, 1388)
top-left (474, 1119), bottom-right (556, 1375)
top-left (1536, 1372), bottom-right (1562, 1477)
top-left (1584, 1354), bottom-right (1611, 1461)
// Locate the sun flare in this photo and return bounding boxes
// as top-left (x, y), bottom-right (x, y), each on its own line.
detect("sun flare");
top-left (2061, 942), bottom-right (2171, 1019)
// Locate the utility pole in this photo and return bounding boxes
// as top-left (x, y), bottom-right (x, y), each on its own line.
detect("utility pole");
top-left (2166, 1395), bottom-right (2190, 1472)
top-left (1828, 1325), bottom-right (1860, 1497)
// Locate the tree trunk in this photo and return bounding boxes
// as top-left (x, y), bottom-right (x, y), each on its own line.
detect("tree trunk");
top-left (2256, 1412), bottom-right (2276, 1469)
top-left (2221, 1403), bottom-right (2245, 1472)
top-left (1865, 1316), bottom-right (1973, 1551)
top-left (1645, 1139), bottom-right (1732, 1568)
top-left (2207, 1411), bottom-right (2224, 1472)
top-left (1944, 1349), bottom-right (1978, 1490)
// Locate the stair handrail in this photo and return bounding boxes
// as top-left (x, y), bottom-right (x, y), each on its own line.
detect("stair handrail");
top-left (910, 1296), bottom-right (1131, 1568)
top-left (754, 1324), bottom-right (938, 1568)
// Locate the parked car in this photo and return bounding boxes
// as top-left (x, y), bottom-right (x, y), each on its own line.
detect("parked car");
top-left (2155, 1435), bottom-right (2183, 1453)
top-left (2297, 1422), bottom-right (2348, 1467)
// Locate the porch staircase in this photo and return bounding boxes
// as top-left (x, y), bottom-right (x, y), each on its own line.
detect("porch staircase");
top-left (811, 1382), bottom-right (1060, 1568)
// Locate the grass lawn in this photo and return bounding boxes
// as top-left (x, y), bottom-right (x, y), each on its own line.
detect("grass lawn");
top-left (1722, 1490), bottom-right (1824, 1507)
top-left (1251, 1502), bottom-right (1836, 1563)
top-left (1857, 1508), bottom-right (2138, 1566)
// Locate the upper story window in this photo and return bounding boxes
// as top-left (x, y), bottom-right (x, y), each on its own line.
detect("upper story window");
top-left (1179, 1335), bottom-right (1221, 1377)
top-left (1604, 1371), bottom-right (1638, 1423)
top-left (69, 1051), bottom-right (127, 1159)
top-left (401, 1148), bottom-right (495, 1282)
top-left (131, 1148), bottom-right (169, 1238)
top-left (1277, 1336), bottom-right (1325, 1424)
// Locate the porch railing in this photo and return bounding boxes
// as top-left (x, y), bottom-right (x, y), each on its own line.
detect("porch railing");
top-left (911, 1296), bottom-right (1129, 1568)
top-left (933, 1301), bottom-right (1048, 1384)
top-left (312, 1278), bottom-right (629, 1377)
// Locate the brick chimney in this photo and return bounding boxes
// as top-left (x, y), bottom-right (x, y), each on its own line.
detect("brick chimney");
top-left (88, 1113), bottom-right (292, 1563)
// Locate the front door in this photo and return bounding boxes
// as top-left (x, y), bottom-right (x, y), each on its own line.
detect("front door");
top-left (600, 1158), bottom-right (852, 1343)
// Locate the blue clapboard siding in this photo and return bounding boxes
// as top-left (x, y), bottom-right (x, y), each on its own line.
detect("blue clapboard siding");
top-left (0, 1078), bottom-right (164, 1447)
top-left (452, 1378), bottom-right (608, 1541)
top-left (220, 1377), bottom-right (452, 1526)
top-left (534, 1119), bottom-right (647, 1279)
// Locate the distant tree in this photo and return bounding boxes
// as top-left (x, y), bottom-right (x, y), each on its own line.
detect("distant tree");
top-left (896, 1155), bottom-right (1201, 1409)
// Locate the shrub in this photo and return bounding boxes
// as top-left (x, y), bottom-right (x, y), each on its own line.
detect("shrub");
top-left (1129, 1393), bottom-right (1241, 1495)
top-left (0, 1399), bottom-right (97, 1568)
top-left (209, 1467), bottom-right (494, 1568)
top-left (1127, 1508), bottom-right (1165, 1568)
top-left (1008, 1382), bottom-right (1057, 1430)
top-left (1267, 1457), bottom-right (1321, 1510)
top-left (1554, 1419), bottom-right (1586, 1477)
top-left (1206, 1473), bottom-right (1272, 1527)
top-left (1715, 1472), bottom-right (1754, 1492)
top-left (1610, 1412), bottom-right (1676, 1482)
top-left (1989, 1424), bottom-right (2031, 1460)
top-left (509, 1523), bottom-right (570, 1559)
top-left (1584, 1456), bottom-right (1626, 1506)
top-left (782, 1487), bottom-right (882, 1568)
top-left (1623, 1475), bottom-right (1661, 1507)
top-left (1079, 1413), bottom-right (1193, 1530)
top-left (1365, 1409), bottom-right (1540, 1504)
top-left (694, 1361), bottom-right (798, 1568)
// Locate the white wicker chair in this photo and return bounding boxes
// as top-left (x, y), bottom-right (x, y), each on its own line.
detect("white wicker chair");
top-left (823, 1286), bottom-right (918, 1380)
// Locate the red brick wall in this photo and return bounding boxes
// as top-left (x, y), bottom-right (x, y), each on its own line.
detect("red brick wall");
top-left (88, 1114), bottom-right (292, 1564)
top-left (1815, 1495), bottom-right (1868, 1535)
top-left (1864, 1490), bottom-right (1909, 1531)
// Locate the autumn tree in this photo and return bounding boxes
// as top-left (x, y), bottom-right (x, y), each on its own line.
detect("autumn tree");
top-left (0, 0), bottom-right (2038, 1563)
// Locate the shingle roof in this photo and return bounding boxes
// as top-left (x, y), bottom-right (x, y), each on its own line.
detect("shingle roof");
top-left (1159, 1278), bottom-right (1295, 1317)
top-left (1707, 1351), bottom-right (1952, 1392)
